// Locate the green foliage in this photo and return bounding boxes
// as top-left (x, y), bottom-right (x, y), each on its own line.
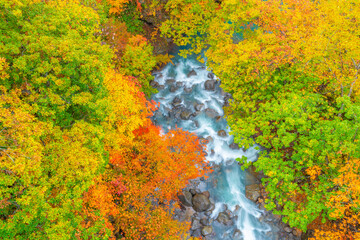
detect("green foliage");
top-left (118, 1), bottom-right (144, 34)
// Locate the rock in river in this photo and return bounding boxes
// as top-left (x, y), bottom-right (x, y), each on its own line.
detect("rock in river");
top-left (216, 212), bottom-right (232, 226)
top-left (217, 130), bottom-right (227, 137)
top-left (172, 96), bottom-right (182, 108)
top-left (204, 80), bottom-right (216, 91)
top-left (178, 190), bottom-right (193, 207)
top-left (201, 226), bottom-right (213, 236)
top-left (245, 184), bottom-right (261, 202)
top-left (180, 110), bottom-right (193, 120)
top-left (187, 69), bottom-right (197, 77)
top-left (192, 193), bottom-right (211, 212)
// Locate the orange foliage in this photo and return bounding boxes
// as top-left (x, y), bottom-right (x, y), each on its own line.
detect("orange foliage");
top-left (82, 69), bottom-right (209, 238)
top-left (310, 159), bottom-right (360, 239)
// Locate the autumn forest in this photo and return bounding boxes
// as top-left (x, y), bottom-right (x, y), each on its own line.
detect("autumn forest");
top-left (0, 0), bottom-right (359, 239)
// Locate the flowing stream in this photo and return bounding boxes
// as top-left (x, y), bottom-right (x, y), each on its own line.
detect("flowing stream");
top-left (151, 54), bottom-right (273, 240)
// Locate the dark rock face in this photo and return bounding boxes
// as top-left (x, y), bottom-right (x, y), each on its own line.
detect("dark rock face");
top-left (216, 212), bottom-right (232, 225)
top-left (245, 184), bottom-right (261, 202)
top-left (217, 130), bottom-right (227, 137)
top-left (180, 110), bottom-right (193, 120)
top-left (187, 70), bottom-right (197, 78)
top-left (192, 193), bottom-right (211, 212)
top-left (201, 226), bottom-right (213, 236)
top-left (204, 80), bottom-right (216, 91)
top-left (178, 190), bottom-right (193, 207)
top-left (172, 96), bottom-right (182, 108)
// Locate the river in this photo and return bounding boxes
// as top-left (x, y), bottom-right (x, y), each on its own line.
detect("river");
top-left (151, 53), bottom-right (281, 240)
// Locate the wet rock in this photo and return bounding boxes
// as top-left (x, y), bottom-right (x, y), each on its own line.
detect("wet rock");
top-left (172, 96), bottom-right (182, 108)
top-left (176, 81), bottom-right (184, 87)
top-left (284, 227), bottom-right (292, 233)
top-left (150, 80), bottom-right (159, 88)
top-left (189, 188), bottom-right (197, 196)
top-left (204, 108), bottom-right (219, 118)
top-left (207, 72), bottom-right (215, 79)
top-left (199, 177), bottom-right (205, 181)
top-left (187, 70), bottom-right (197, 77)
top-left (192, 193), bottom-right (211, 212)
top-left (216, 212), bottom-right (232, 225)
top-left (158, 85), bottom-right (165, 90)
top-left (229, 142), bottom-right (240, 150)
top-left (201, 226), bottom-right (213, 236)
top-left (226, 210), bottom-right (234, 218)
top-left (184, 85), bottom-right (194, 93)
top-left (206, 136), bottom-right (214, 143)
top-left (180, 110), bottom-right (193, 120)
top-left (200, 217), bottom-right (209, 225)
top-left (205, 210), bottom-right (212, 216)
top-left (178, 190), bottom-right (193, 207)
top-left (233, 229), bottom-right (242, 240)
top-left (204, 80), bottom-right (216, 91)
top-left (209, 203), bottom-right (215, 211)
top-left (245, 184), bottom-right (261, 202)
top-left (193, 120), bottom-right (200, 128)
top-left (194, 103), bottom-right (205, 111)
top-left (191, 218), bottom-right (201, 230)
top-left (217, 130), bottom-right (227, 137)
top-left (202, 191), bottom-right (210, 198)
top-left (170, 85), bottom-right (179, 92)
top-left (166, 79), bottom-right (176, 85)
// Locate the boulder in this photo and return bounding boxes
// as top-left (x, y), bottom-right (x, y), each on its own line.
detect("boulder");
top-left (216, 212), bottom-right (232, 225)
top-left (204, 108), bottom-right (219, 118)
top-left (176, 81), bottom-right (184, 87)
top-left (217, 130), bottom-right (227, 137)
top-left (192, 193), bottom-right (211, 212)
top-left (150, 80), bottom-right (159, 88)
top-left (178, 190), bottom-right (193, 207)
top-left (169, 85), bottom-right (179, 92)
top-left (245, 184), bottom-right (261, 202)
top-left (201, 226), bottom-right (213, 236)
top-left (180, 110), bottom-right (193, 120)
top-left (229, 142), bottom-right (240, 150)
top-left (166, 79), bottom-right (176, 85)
top-left (172, 96), bottom-right (182, 108)
top-left (200, 217), bottom-right (209, 225)
top-left (194, 103), bottom-right (205, 111)
top-left (204, 80), bottom-right (216, 91)
top-left (191, 218), bottom-right (201, 230)
top-left (187, 70), bottom-right (197, 77)
top-left (207, 72), bottom-right (215, 79)
top-left (202, 191), bottom-right (210, 198)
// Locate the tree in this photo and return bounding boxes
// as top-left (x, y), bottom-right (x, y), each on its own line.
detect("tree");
top-left (162, 0), bottom-right (360, 234)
